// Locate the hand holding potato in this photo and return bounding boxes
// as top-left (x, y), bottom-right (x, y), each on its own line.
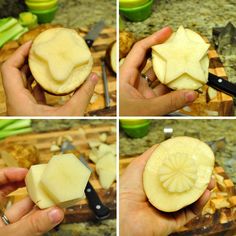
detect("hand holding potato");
top-left (119, 27), bottom-right (198, 116)
top-left (120, 145), bottom-right (214, 236)
top-left (1, 41), bottom-right (99, 116)
top-left (0, 167), bottom-right (64, 236)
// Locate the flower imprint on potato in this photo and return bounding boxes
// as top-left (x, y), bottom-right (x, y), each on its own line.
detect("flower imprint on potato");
top-left (159, 153), bottom-right (197, 193)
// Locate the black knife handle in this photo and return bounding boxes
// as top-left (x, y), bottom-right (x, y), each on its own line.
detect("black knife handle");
top-left (84, 181), bottom-right (110, 219)
top-left (207, 73), bottom-right (236, 97)
top-left (85, 39), bottom-right (94, 48)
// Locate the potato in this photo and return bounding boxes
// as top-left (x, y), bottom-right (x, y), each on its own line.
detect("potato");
top-left (29, 28), bottom-right (93, 95)
top-left (25, 164), bottom-right (55, 209)
top-left (26, 153), bottom-right (91, 209)
top-left (152, 26), bottom-right (210, 90)
top-left (119, 31), bottom-right (135, 59)
top-left (96, 155), bottom-right (116, 189)
top-left (143, 136), bottom-right (214, 212)
top-left (106, 41), bottom-right (116, 73)
top-left (1, 144), bottom-right (39, 169)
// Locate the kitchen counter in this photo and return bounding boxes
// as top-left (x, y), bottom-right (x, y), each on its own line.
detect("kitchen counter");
top-left (120, 119), bottom-right (236, 184)
top-left (53, 0), bottom-right (116, 28)
top-left (121, 0), bottom-right (236, 94)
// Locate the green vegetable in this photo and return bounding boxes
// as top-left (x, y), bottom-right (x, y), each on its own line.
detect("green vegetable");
top-left (0, 119), bottom-right (32, 139)
top-left (0, 17), bottom-right (17, 32)
top-left (19, 12), bottom-right (38, 29)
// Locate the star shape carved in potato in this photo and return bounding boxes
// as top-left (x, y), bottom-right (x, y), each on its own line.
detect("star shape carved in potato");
top-left (34, 29), bottom-right (91, 82)
top-left (152, 26), bottom-right (210, 88)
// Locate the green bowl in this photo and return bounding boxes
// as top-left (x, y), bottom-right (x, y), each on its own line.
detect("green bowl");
top-left (119, 0), bottom-right (149, 8)
top-left (26, 0), bottom-right (58, 10)
top-left (121, 122), bottom-right (151, 138)
top-left (120, 119), bottom-right (149, 126)
top-left (119, 0), bottom-right (153, 22)
top-left (29, 6), bottom-right (58, 23)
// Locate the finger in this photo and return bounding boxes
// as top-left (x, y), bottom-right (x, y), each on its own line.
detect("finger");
top-left (0, 168), bottom-right (28, 186)
top-left (58, 73), bottom-right (99, 116)
top-left (11, 207), bottom-right (64, 236)
top-left (207, 178), bottom-right (215, 191)
top-left (144, 67), bottom-right (157, 82)
top-left (152, 84), bottom-right (171, 97)
top-left (3, 197), bottom-right (34, 225)
top-left (138, 76), bottom-right (156, 99)
top-left (1, 42), bottom-right (32, 98)
top-left (190, 189), bottom-right (211, 216)
top-left (124, 27), bottom-right (172, 70)
top-left (145, 90), bottom-right (198, 116)
top-left (32, 84), bottom-right (46, 104)
top-left (3, 41), bottom-right (32, 69)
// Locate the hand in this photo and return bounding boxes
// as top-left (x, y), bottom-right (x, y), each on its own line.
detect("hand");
top-left (119, 27), bottom-right (198, 116)
top-left (1, 41), bottom-right (99, 116)
top-left (120, 145), bottom-right (215, 236)
top-left (0, 168), bottom-right (64, 236)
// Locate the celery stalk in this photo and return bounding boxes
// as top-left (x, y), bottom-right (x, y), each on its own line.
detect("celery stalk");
top-left (0, 17), bottom-right (17, 32)
top-left (0, 119), bottom-right (17, 129)
top-left (0, 127), bottom-right (32, 139)
top-left (12, 27), bottom-right (28, 40)
top-left (2, 119), bottom-right (31, 131)
top-left (0, 23), bottom-right (24, 47)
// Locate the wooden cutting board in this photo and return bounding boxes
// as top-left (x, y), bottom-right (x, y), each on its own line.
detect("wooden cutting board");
top-left (0, 123), bottom-right (117, 223)
top-left (0, 24), bottom-right (116, 116)
top-left (120, 157), bottom-right (236, 235)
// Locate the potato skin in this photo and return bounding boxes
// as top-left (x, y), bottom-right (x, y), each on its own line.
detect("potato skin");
top-left (105, 41), bottom-right (116, 74)
top-left (119, 31), bottom-right (136, 59)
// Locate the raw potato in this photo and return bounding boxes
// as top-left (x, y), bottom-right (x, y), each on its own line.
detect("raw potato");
top-left (119, 31), bottom-right (135, 59)
top-left (40, 154), bottom-right (91, 208)
top-left (29, 28), bottom-right (93, 95)
top-left (143, 136), bottom-right (214, 212)
top-left (1, 144), bottom-right (39, 168)
top-left (152, 26), bottom-right (210, 90)
top-left (96, 155), bottom-right (116, 189)
top-left (26, 153), bottom-right (91, 209)
top-left (25, 164), bottom-right (55, 209)
top-left (106, 41), bottom-right (117, 73)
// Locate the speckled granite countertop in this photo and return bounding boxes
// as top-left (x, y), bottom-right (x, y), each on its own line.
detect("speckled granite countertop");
top-left (121, 0), bottom-right (236, 83)
top-left (53, 0), bottom-right (116, 28)
top-left (120, 119), bottom-right (236, 184)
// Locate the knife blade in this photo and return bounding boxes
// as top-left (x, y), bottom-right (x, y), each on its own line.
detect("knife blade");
top-left (101, 59), bottom-right (110, 108)
top-left (60, 140), bottom-right (111, 220)
top-left (84, 21), bottom-right (105, 48)
top-left (207, 73), bottom-right (236, 97)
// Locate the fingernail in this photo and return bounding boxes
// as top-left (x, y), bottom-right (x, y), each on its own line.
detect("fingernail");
top-left (90, 73), bottom-right (99, 83)
top-left (48, 209), bottom-right (62, 224)
top-left (184, 91), bottom-right (197, 103)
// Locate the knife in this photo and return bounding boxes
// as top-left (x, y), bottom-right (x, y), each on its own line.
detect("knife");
top-left (207, 73), bottom-right (236, 97)
top-left (101, 59), bottom-right (110, 108)
top-left (84, 21), bottom-right (105, 48)
top-left (61, 140), bottom-right (111, 220)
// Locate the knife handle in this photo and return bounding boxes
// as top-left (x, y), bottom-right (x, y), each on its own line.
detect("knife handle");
top-left (85, 39), bottom-right (94, 48)
top-left (85, 181), bottom-right (110, 219)
top-left (208, 74), bottom-right (236, 97)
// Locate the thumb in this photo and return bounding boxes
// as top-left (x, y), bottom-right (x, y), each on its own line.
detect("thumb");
top-left (9, 207), bottom-right (64, 236)
top-left (148, 90), bottom-right (198, 115)
top-left (59, 72), bottom-right (99, 116)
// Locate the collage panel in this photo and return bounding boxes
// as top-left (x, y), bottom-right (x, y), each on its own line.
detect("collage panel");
top-left (120, 119), bottom-right (236, 235)
top-left (0, 119), bottom-right (116, 235)
top-left (0, 0), bottom-right (116, 116)
top-left (119, 1), bottom-right (236, 116)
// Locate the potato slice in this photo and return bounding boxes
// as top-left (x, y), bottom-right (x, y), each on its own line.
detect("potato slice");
top-left (143, 136), bottom-right (214, 212)
top-left (106, 41), bottom-right (116, 73)
top-left (152, 26), bottom-right (210, 90)
top-left (25, 164), bottom-right (55, 209)
top-left (40, 154), bottom-right (91, 208)
top-left (96, 155), bottom-right (116, 189)
top-left (29, 28), bottom-right (93, 95)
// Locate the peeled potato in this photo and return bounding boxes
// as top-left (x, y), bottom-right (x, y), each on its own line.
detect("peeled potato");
top-left (152, 26), bottom-right (210, 90)
top-left (143, 136), bottom-right (214, 212)
top-left (29, 28), bottom-right (93, 95)
top-left (26, 153), bottom-right (91, 209)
